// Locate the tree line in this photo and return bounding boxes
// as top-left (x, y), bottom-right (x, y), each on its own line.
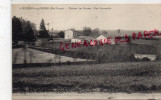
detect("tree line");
top-left (12, 16), bottom-right (109, 43)
top-left (12, 16), bottom-right (49, 43)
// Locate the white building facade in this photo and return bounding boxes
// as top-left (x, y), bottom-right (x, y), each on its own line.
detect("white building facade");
top-left (96, 35), bottom-right (115, 44)
top-left (64, 30), bottom-right (76, 39)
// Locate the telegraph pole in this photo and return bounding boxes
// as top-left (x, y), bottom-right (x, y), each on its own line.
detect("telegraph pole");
top-left (47, 23), bottom-right (50, 31)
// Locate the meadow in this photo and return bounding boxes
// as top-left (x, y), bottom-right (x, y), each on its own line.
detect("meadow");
top-left (13, 61), bottom-right (161, 93)
top-left (38, 38), bottom-right (161, 63)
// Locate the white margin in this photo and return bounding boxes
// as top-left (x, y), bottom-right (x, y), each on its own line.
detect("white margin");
top-left (0, 0), bottom-right (11, 99)
top-left (1, 0), bottom-right (161, 100)
top-left (12, 0), bottom-right (161, 4)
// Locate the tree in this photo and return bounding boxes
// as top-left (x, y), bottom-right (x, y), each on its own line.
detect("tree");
top-left (30, 22), bottom-right (38, 36)
top-left (40, 19), bottom-right (46, 30)
top-left (59, 31), bottom-right (64, 38)
top-left (19, 17), bottom-right (38, 37)
top-left (39, 19), bottom-right (49, 38)
top-left (91, 28), bottom-right (100, 37)
top-left (82, 27), bottom-right (91, 36)
top-left (23, 21), bottom-right (35, 42)
top-left (12, 16), bottom-right (23, 43)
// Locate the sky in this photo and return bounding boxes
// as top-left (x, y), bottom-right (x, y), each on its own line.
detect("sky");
top-left (12, 4), bottom-right (161, 31)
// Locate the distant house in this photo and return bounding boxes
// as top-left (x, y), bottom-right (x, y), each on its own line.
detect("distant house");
top-left (68, 35), bottom-right (99, 46)
top-left (71, 36), bottom-right (95, 43)
top-left (64, 29), bottom-right (79, 39)
top-left (96, 35), bottom-right (107, 43)
top-left (78, 36), bottom-right (95, 42)
top-left (71, 38), bottom-right (83, 43)
top-left (48, 30), bottom-right (61, 38)
top-left (96, 34), bottom-right (115, 44)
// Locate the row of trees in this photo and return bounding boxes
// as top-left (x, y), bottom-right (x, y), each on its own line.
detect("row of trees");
top-left (12, 16), bottom-right (36, 42)
top-left (12, 16), bottom-right (49, 43)
top-left (12, 16), bottom-right (106, 43)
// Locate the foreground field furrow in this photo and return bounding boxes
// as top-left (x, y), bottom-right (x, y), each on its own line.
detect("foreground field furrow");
top-left (13, 61), bottom-right (161, 93)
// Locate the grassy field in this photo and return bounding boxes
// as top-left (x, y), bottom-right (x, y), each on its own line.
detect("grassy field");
top-left (13, 61), bottom-right (161, 93)
top-left (39, 40), bottom-right (161, 63)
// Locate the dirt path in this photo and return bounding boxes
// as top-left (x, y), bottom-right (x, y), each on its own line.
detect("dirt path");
top-left (13, 92), bottom-right (161, 100)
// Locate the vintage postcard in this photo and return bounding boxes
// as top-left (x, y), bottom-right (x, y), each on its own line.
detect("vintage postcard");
top-left (12, 4), bottom-right (161, 100)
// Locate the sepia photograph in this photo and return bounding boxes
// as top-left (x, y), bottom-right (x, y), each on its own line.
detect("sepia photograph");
top-left (12, 4), bottom-right (161, 100)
